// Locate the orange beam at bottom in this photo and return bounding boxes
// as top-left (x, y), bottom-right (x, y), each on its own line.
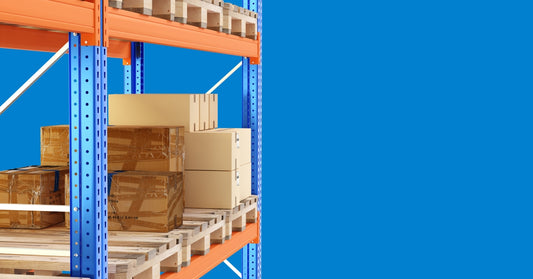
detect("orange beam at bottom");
top-left (162, 219), bottom-right (259, 279)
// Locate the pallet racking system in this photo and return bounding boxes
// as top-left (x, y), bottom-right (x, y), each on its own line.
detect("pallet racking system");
top-left (0, 0), bottom-right (262, 278)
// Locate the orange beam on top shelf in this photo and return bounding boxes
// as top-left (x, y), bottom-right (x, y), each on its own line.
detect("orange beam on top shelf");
top-left (0, 24), bottom-right (67, 53)
top-left (107, 8), bottom-right (260, 58)
top-left (0, 0), bottom-right (94, 34)
top-left (0, 24), bottom-right (130, 59)
top-left (161, 216), bottom-right (260, 279)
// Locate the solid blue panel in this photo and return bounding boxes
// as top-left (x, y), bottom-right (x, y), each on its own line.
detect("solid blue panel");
top-left (69, 32), bottom-right (108, 279)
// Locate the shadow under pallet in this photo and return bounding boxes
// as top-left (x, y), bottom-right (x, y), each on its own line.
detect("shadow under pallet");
top-left (0, 196), bottom-right (258, 279)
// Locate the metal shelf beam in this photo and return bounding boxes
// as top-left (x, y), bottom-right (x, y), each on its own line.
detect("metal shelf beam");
top-left (0, 0), bottom-right (94, 34)
top-left (107, 8), bottom-right (258, 58)
top-left (0, 24), bottom-right (132, 59)
top-left (161, 219), bottom-right (260, 279)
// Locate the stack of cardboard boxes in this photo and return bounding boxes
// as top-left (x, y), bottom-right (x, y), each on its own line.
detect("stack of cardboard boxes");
top-left (109, 94), bottom-right (252, 209)
top-left (0, 93), bottom-right (251, 233)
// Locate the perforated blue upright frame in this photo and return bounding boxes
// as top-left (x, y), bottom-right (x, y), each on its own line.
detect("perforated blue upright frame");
top-left (69, 32), bottom-right (109, 279)
top-left (124, 42), bottom-right (145, 94)
top-left (242, 0), bottom-right (262, 278)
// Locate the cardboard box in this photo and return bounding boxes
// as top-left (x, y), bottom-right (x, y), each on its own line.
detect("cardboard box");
top-left (66, 170), bottom-right (184, 232)
top-left (109, 94), bottom-right (200, 132)
top-left (41, 125), bottom-right (185, 172)
top-left (208, 94), bottom-right (218, 129)
top-left (185, 163), bottom-right (251, 209)
top-left (185, 128), bottom-right (251, 171)
top-left (199, 94), bottom-right (209, 131)
top-left (0, 166), bottom-right (67, 229)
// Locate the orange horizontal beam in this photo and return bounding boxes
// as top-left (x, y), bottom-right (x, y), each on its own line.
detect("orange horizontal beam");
top-left (107, 8), bottom-right (259, 58)
top-left (161, 218), bottom-right (260, 279)
top-left (0, 0), bottom-right (94, 34)
top-left (0, 24), bottom-right (130, 59)
top-left (0, 24), bottom-right (67, 53)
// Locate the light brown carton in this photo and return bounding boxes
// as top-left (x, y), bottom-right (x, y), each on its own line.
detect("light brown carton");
top-left (66, 170), bottom-right (184, 232)
top-left (0, 166), bottom-right (67, 229)
top-left (184, 128), bottom-right (251, 171)
top-left (184, 163), bottom-right (251, 209)
top-left (109, 94), bottom-right (200, 132)
top-left (199, 94), bottom-right (209, 130)
top-left (208, 94), bottom-right (218, 129)
top-left (41, 125), bottom-right (185, 172)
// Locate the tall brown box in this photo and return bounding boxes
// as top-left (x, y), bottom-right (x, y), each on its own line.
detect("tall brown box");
top-left (0, 166), bottom-right (67, 229)
top-left (109, 94), bottom-right (200, 132)
top-left (41, 125), bottom-right (185, 172)
top-left (66, 170), bottom-right (184, 232)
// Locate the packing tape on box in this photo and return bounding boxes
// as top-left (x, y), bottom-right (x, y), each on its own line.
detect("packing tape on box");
top-left (107, 170), bottom-right (126, 196)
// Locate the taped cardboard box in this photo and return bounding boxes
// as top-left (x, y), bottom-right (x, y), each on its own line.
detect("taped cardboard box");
top-left (0, 166), bottom-right (67, 229)
top-left (66, 170), bottom-right (183, 232)
top-left (185, 128), bottom-right (251, 171)
top-left (185, 163), bottom-right (251, 209)
top-left (41, 125), bottom-right (185, 172)
top-left (109, 94), bottom-right (201, 132)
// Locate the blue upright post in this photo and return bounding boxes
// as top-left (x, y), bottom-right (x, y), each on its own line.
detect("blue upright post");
top-left (69, 31), bottom-right (109, 279)
top-left (242, 0), bottom-right (262, 278)
top-left (124, 42), bottom-right (145, 94)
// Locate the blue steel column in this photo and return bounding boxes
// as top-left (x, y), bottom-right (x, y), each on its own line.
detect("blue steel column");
top-left (124, 42), bottom-right (145, 94)
top-left (242, 0), bottom-right (262, 278)
top-left (69, 32), bottom-right (109, 279)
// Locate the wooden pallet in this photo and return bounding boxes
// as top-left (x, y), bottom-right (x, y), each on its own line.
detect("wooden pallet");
top-left (122, 0), bottom-right (153, 16)
top-left (120, 1), bottom-right (176, 20)
top-left (109, 0), bottom-right (123, 9)
top-left (222, 3), bottom-right (257, 39)
top-left (175, 0), bottom-right (224, 32)
top-left (0, 195), bottom-right (258, 279)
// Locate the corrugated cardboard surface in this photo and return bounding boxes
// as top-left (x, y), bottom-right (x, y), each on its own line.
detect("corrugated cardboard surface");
top-left (184, 163), bottom-right (251, 209)
top-left (41, 125), bottom-right (185, 172)
top-left (66, 170), bottom-right (184, 232)
top-left (199, 94), bottom-right (209, 131)
top-left (209, 94), bottom-right (218, 129)
top-left (0, 166), bottom-right (67, 229)
top-left (185, 128), bottom-right (251, 171)
top-left (238, 163), bottom-right (252, 201)
top-left (109, 94), bottom-right (200, 132)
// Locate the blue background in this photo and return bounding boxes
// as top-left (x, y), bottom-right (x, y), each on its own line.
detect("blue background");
top-left (0, 0), bottom-right (532, 278)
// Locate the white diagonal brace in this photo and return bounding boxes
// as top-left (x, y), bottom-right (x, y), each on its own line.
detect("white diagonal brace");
top-left (224, 259), bottom-right (242, 278)
top-left (206, 61), bottom-right (243, 94)
top-left (0, 203), bottom-right (69, 212)
top-left (0, 42), bottom-right (69, 116)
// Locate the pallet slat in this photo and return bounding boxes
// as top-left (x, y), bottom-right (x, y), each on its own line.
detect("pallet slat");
top-left (0, 196), bottom-right (258, 278)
